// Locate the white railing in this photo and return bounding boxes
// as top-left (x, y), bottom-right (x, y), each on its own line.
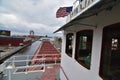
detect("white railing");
top-left (1, 54), bottom-right (61, 80)
top-left (4, 55), bottom-right (46, 74)
top-left (4, 54), bottom-right (61, 72)
top-left (1, 55), bottom-right (45, 80)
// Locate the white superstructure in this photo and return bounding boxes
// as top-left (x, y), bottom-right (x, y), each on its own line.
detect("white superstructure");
top-left (56, 0), bottom-right (120, 80)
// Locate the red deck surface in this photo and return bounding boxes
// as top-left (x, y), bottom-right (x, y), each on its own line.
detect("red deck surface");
top-left (30, 41), bottom-right (61, 80)
top-left (40, 64), bottom-right (60, 80)
top-left (31, 41), bottom-right (61, 64)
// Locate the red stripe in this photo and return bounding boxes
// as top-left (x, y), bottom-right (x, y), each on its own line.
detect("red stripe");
top-left (56, 7), bottom-right (69, 18)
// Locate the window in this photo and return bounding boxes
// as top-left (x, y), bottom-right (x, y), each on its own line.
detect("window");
top-left (66, 33), bottom-right (73, 57)
top-left (75, 30), bottom-right (93, 69)
top-left (112, 38), bottom-right (118, 50)
top-left (100, 24), bottom-right (120, 80)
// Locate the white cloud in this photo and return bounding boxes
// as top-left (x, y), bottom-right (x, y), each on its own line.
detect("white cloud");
top-left (0, 0), bottom-right (74, 36)
top-left (0, 13), bottom-right (17, 21)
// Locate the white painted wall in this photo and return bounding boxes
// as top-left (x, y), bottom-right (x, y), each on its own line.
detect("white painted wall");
top-left (60, 3), bottom-right (120, 80)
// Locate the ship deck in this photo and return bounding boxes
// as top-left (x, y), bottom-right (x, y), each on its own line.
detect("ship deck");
top-left (31, 40), bottom-right (61, 80)
top-left (2, 40), bottom-right (61, 80)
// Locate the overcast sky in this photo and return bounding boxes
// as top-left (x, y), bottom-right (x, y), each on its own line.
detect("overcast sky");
top-left (0, 0), bottom-right (74, 36)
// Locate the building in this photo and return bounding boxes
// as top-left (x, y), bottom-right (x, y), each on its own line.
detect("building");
top-left (0, 30), bottom-right (32, 47)
top-left (0, 30), bottom-right (10, 36)
top-left (55, 0), bottom-right (120, 80)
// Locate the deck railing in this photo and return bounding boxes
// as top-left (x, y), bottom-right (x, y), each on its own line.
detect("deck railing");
top-left (3, 54), bottom-right (61, 73)
top-left (4, 55), bottom-right (46, 74)
top-left (0, 54), bottom-right (62, 80)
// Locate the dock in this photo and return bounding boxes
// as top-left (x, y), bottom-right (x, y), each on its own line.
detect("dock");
top-left (0, 43), bottom-right (31, 64)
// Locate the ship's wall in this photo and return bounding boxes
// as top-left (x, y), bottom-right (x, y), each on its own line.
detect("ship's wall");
top-left (60, 3), bottom-right (120, 80)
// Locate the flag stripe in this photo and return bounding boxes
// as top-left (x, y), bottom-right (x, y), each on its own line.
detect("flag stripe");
top-left (56, 7), bottom-right (72, 18)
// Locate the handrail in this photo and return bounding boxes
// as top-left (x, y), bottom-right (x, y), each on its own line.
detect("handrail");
top-left (11, 54), bottom-right (61, 58)
top-left (5, 54), bottom-right (61, 65)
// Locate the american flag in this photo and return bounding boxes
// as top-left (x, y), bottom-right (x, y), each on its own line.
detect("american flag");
top-left (56, 6), bottom-right (73, 18)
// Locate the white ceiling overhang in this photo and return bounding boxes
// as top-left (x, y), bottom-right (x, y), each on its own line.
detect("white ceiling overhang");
top-left (54, 0), bottom-right (119, 33)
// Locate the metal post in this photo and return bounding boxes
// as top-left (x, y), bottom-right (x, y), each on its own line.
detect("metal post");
top-left (8, 69), bottom-right (11, 80)
top-left (6, 65), bottom-right (13, 80)
top-left (55, 57), bottom-right (57, 64)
